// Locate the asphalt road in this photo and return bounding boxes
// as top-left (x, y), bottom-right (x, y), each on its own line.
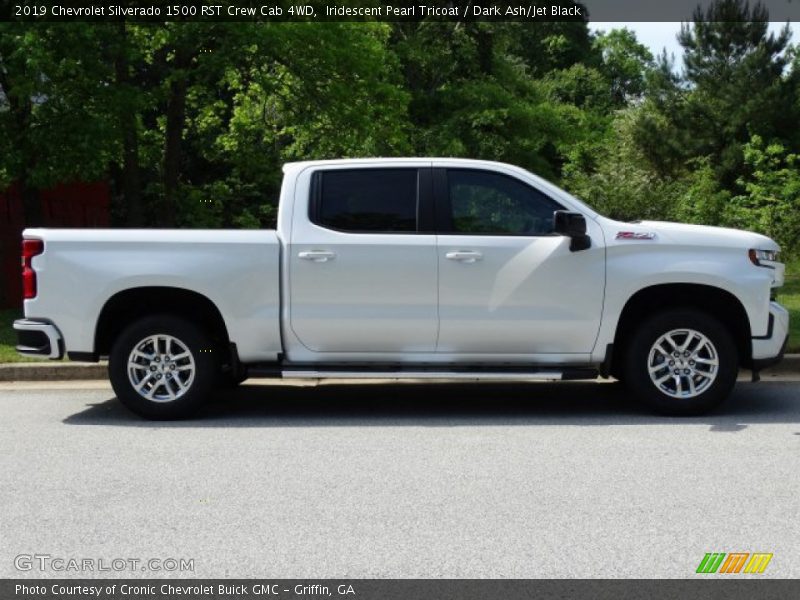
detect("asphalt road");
top-left (1, 377), bottom-right (799, 579)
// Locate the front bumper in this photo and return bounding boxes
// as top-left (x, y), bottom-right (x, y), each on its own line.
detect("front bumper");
top-left (13, 319), bottom-right (64, 359)
top-left (751, 301), bottom-right (789, 367)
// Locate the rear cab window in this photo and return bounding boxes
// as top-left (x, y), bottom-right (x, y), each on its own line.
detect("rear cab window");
top-left (311, 169), bottom-right (419, 233)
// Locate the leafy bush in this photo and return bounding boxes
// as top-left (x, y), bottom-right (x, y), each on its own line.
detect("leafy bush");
top-left (728, 135), bottom-right (800, 256)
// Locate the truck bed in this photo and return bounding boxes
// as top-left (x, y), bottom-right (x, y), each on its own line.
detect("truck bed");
top-left (22, 228), bottom-right (282, 362)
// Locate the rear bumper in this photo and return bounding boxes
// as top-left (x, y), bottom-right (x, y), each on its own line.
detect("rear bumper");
top-left (13, 319), bottom-right (64, 359)
top-left (751, 301), bottom-right (789, 367)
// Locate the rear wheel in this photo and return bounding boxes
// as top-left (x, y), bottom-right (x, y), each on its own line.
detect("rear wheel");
top-left (109, 315), bottom-right (217, 419)
top-left (624, 309), bottom-right (738, 415)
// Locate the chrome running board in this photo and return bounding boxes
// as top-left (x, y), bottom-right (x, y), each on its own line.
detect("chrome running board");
top-left (280, 370), bottom-right (588, 381)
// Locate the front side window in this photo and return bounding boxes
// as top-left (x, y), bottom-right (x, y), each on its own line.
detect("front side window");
top-left (314, 169), bottom-right (418, 233)
top-left (445, 169), bottom-right (563, 235)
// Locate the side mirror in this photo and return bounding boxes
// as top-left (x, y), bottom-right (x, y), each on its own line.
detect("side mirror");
top-left (553, 211), bottom-right (591, 252)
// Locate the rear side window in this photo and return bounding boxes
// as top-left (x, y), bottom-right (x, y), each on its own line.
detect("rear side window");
top-left (313, 169), bottom-right (418, 233)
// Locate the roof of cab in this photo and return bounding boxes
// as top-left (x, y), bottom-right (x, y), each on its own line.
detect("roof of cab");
top-left (283, 157), bottom-right (512, 172)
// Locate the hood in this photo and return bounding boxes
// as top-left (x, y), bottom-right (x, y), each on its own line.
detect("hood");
top-left (598, 217), bottom-right (780, 252)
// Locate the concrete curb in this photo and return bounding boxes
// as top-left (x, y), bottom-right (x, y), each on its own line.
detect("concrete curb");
top-left (2, 355), bottom-right (800, 382)
top-left (762, 354), bottom-right (800, 374)
top-left (0, 361), bottom-right (108, 382)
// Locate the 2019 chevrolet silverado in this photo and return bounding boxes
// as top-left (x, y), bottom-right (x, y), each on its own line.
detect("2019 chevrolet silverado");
top-left (14, 158), bottom-right (788, 418)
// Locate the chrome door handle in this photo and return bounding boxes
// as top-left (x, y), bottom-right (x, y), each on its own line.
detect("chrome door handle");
top-left (298, 250), bottom-right (336, 263)
top-left (445, 251), bottom-right (483, 263)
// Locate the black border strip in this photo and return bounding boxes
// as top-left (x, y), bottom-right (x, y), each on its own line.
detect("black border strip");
top-left (3, 1), bottom-right (799, 23)
top-left (3, 579), bottom-right (800, 600)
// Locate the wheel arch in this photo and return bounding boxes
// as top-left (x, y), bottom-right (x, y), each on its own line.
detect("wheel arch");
top-left (611, 283), bottom-right (752, 376)
top-left (94, 286), bottom-right (230, 357)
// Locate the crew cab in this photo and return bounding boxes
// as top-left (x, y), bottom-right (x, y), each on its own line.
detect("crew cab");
top-left (14, 158), bottom-right (789, 418)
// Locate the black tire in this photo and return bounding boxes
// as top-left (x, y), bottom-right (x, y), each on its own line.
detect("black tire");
top-left (623, 309), bottom-right (738, 415)
top-left (109, 315), bottom-right (217, 420)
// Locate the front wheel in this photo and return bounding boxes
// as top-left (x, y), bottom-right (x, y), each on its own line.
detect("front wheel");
top-left (109, 315), bottom-right (217, 419)
top-left (623, 309), bottom-right (738, 415)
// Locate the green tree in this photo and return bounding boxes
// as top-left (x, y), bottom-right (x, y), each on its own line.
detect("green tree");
top-left (178, 22), bottom-right (410, 227)
top-left (729, 135), bottom-right (800, 254)
top-left (563, 108), bottom-right (684, 221)
top-left (635, 0), bottom-right (796, 188)
top-left (0, 25), bottom-right (117, 225)
top-left (593, 28), bottom-right (654, 106)
top-left (392, 21), bottom-right (598, 179)
top-left (673, 158), bottom-right (731, 226)
top-left (508, 21), bottom-right (597, 77)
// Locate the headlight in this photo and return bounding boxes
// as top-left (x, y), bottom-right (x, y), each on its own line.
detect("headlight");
top-left (748, 248), bottom-right (779, 266)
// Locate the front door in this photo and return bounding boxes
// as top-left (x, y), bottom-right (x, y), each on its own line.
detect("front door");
top-left (436, 168), bottom-right (605, 355)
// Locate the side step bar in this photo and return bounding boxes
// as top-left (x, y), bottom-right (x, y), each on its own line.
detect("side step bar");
top-left (286, 370), bottom-right (566, 381)
top-left (254, 367), bottom-right (599, 381)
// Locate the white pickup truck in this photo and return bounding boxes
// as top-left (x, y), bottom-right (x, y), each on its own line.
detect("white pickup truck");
top-left (15, 158), bottom-right (788, 418)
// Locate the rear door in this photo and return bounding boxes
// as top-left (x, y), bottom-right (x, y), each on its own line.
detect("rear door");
top-left (435, 167), bottom-right (605, 355)
top-left (289, 165), bottom-right (438, 353)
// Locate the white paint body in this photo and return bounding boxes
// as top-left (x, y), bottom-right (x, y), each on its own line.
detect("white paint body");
top-left (21, 158), bottom-right (788, 369)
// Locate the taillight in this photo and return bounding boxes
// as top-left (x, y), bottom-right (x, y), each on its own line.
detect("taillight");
top-left (21, 238), bottom-right (44, 299)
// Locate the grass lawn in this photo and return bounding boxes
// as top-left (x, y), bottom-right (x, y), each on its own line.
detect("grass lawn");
top-left (777, 260), bottom-right (800, 353)
top-left (1, 265), bottom-right (799, 362)
top-left (0, 308), bottom-right (38, 363)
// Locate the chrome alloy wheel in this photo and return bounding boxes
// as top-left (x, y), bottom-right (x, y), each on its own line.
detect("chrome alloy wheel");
top-left (647, 328), bottom-right (719, 399)
top-left (127, 334), bottom-right (195, 403)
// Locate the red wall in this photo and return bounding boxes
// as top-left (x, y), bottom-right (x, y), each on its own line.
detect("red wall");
top-left (0, 181), bottom-right (110, 308)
